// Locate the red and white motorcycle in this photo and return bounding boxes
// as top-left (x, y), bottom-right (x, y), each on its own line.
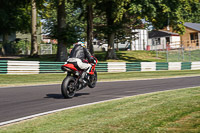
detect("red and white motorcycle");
top-left (61, 57), bottom-right (98, 98)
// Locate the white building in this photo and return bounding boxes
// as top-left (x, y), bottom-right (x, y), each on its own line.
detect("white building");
top-left (148, 30), bottom-right (181, 50)
top-left (130, 29), bottom-right (148, 50)
top-left (93, 29), bottom-right (148, 51)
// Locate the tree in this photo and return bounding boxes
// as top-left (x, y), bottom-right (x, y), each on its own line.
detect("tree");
top-left (73, 0), bottom-right (96, 55)
top-left (56, 0), bottom-right (68, 61)
top-left (127, 0), bottom-right (200, 34)
top-left (95, 0), bottom-right (134, 59)
top-left (43, 0), bottom-right (86, 61)
top-left (30, 0), bottom-right (38, 57)
top-left (94, 0), bottom-right (199, 60)
top-left (182, 1), bottom-right (200, 23)
top-left (115, 19), bottom-right (145, 51)
top-left (0, 0), bottom-right (30, 55)
top-left (104, 1), bottom-right (118, 59)
top-left (30, 0), bottom-right (46, 57)
top-left (86, 1), bottom-right (94, 55)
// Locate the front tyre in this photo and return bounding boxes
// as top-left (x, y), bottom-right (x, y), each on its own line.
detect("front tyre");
top-left (61, 76), bottom-right (76, 98)
top-left (88, 70), bottom-right (97, 88)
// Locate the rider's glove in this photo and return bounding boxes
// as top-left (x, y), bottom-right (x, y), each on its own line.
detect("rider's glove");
top-left (93, 60), bottom-right (96, 64)
top-left (90, 57), bottom-right (94, 63)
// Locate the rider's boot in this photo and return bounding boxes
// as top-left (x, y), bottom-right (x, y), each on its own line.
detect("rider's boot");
top-left (79, 71), bottom-right (87, 83)
top-left (79, 68), bottom-right (90, 83)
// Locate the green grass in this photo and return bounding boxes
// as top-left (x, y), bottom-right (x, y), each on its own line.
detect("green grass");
top-left (95, 50), bottom-right (166, 62)
top-left (15, 54), bottom-right (57, 61)
top-left (3, 50), bottom-right (200, 62)
top-left (12, 50), bottom-right (166, 62)
top-left (1, 70), bottom-right (200, 87)
top-left (156, 50), bottom-right (200, 62)
top-left (167, 50), bottom-right (200, 62)
top-left (0, 87), bottom-right (199, 133)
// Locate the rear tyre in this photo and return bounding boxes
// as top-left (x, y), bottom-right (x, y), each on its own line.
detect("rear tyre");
top-left (61, 76), bottom-right (76, 98)
top-left (88, 70), bottom-right (97, 88)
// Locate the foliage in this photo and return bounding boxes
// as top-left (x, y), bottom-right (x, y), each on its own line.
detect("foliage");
top-left (0, 0), bottom-right (45, 56)
top-left (15, 40), bottom-right (30, 54)
top-left (52, 44), bottom-right (58, 54)
top-left (182, 1), bottom-right (200, 23)
top-left (127, 0), bottom-right (200, 34)
top-left (42, 0), bottom-right (86, 48)
top-left (0, 40), bottom-right (30, 55)
top-left (1, 0), bottom-right (199, 58)
top-left (0, 0), bottom-right (31, 35)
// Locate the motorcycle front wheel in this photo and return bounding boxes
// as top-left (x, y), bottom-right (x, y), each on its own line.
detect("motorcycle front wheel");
top-left (61, 76), bottom-right (76, 98)
top-left (88, 70), bottom-right (97, 88)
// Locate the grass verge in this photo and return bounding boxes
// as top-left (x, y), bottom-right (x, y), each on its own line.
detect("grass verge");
top-left (1, 70), bottom-right (200, 87)
top-left (95, 50), bottom-right (166, 62)
top-left (0, 87), bottom-right (199, 132)
top-left (12, 50), bottom-right (166, 62)
top-left (4, 50), bottom-right (200, 62)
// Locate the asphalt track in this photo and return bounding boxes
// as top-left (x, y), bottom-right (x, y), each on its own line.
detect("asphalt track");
top-left (1, 76), bottom-right (200, 125)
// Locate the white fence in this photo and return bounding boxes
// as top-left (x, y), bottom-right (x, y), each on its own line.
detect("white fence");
top-left (1, 60), bottom-right (200, 74)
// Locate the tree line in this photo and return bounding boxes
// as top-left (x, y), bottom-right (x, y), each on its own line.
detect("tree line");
top-left (0, 0), bottom-right (199, 61)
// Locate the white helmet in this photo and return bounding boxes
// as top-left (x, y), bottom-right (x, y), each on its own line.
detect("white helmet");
top-left (77, 41), bottom-right (86, 48)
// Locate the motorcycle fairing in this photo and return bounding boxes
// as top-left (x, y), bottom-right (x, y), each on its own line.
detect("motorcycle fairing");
top-left (62, 64), bottom-right (78, 71)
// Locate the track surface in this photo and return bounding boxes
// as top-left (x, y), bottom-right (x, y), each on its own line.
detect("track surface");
top-left (1, 76), bottom-right (200, 123)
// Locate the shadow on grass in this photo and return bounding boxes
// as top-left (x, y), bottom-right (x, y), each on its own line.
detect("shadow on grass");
top-left (4, 50), bottom-right (167, 62)
top-left (95, 51), bottom-right (152, 62)
top-left (13, 54), bottom-right (57, 61)
top-left (117, 53), bottom-right (151, 62)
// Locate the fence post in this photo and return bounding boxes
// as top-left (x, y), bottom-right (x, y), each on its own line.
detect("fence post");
top-left (156, 42), bottom-right (158, 58)
top-left (182, 45), bottom-right (184, 61)
top-left (198, 39), bottom-right (200, 61)
top-left (178, 47), bottom-right (181, 61)
top-left (189, 46), bottom-right (191, 62)
top-left (166, 45), bottom-right (169, 62)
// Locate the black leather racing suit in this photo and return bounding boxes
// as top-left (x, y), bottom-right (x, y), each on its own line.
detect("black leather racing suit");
top-left (69, 44), bottom-right (93, 62)
top-left (67, 44), bottom-right (93, 71)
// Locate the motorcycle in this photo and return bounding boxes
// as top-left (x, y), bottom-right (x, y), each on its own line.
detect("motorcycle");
top-left (61, 57), bottom-right (98, 98)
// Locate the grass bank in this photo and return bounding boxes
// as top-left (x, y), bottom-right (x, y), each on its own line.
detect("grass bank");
top-left (95, 51), bottom-right (165, 62)
top-left (3, 50), bottom-right (200, 62)
top-left (1, 70), bottom-right (200, 87)
top-left (11, 50), bottom-right (165, 62)
top-left (0, 87), bottom-right (199, 132)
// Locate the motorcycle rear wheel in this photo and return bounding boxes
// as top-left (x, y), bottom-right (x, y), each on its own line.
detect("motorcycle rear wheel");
top-left (61, 76), bottom-right (76, 98)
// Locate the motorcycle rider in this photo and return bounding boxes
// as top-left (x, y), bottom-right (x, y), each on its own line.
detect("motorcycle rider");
top-left (67, 42), bottom-right (94, 83)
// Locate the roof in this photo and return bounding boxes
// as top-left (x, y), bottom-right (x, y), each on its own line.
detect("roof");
top-left (184, 22), bottom-right (200, 31)
top-left (42, 35), bottom-right (51, 39)
top-left (148, 30), bottom-right (179, 38)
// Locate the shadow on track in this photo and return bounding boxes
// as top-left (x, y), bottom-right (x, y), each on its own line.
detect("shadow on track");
top-left (45, 93), bottom-right (90, 99)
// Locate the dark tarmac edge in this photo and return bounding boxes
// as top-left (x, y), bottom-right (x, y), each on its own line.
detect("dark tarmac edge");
top-left (1, 76), bottom-right (200, 126)
top-left (1, 85), bottom-right (199, 127)
top-left (1, 75), bottom-right (200, 88)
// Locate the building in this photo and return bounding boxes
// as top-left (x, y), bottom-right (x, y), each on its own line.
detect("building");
top-left (163, 22), bottom-right (200, 48)
top-left (148, 30), bottom-right (180, 50)
top-left (93, 29), bottom-right (148, 51)
top-left (0, 27), bottom-right (42, 55)
top-left (0, 26), bottom-right (42, 44)
top-left (129, 29), bottom-right (148, 50)
top-left (42, 35), bottom-right (57, 44)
